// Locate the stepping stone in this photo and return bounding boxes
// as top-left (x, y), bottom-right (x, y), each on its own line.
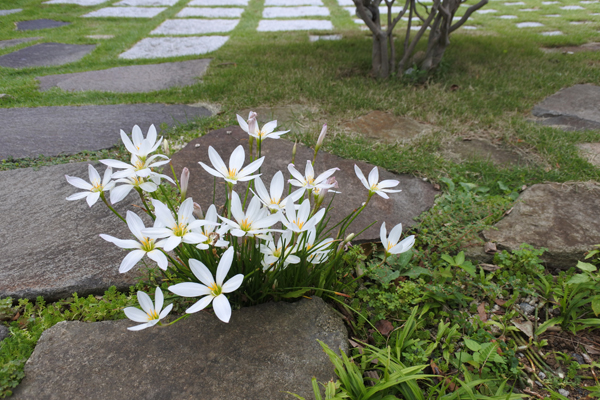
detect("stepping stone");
top-left (541, 42), bottom-right (600, 53)
top-left (16, 19), bottom-right (70, 31)
top-left (188, 0), bottom-right (248, 5)
top-left (0, 162), bottom-right (141, 301)
top-left (151, 19), bottom-right (239, 34)
top-left (519, 8), bottom-right (538, 11)
top-left (477, 8), bottom-right (497, 13)
top-left (337, 0), bottom-right (354, 5)
top-left (542, 1), bottom-right (560, 4)
top-left (443, 138), bottom-right (529, 167)
top-left (483, 183), bottom-right (600, 269)
top-left (544, 14), bottom-right (561, 16)
top-left (541, 30), bottom-right (563, 35)
top-left (115, 0), bottom-right (178, 5)
top-left (498, 14), bottom-right (518, 18)
top-left (257, 19), bottom-right (333, 31)
top-left (532, 84), bottom-right (600, 131)
top-left (570, 20), bottom-right (589, 24)
top-left (309, 34), bottom-right (342, 41)
top-left (516, 21), bottom-right (543, 27)
top-left (83, 7), bottom-right (167, 18)
top-left (576, 143), bottom-right (600, 167)
top-left (263, 6), bottom-right (330, 17)
top-left (462, 25), bottom-right (478, 29)
top-left (0, 104), bottom-right (212, 159)
top-left (44, 0), bottom-right (108, 5)
top-left (168, 126), bottom-right (437, 241)
top-left (561, 5), bottom-right (584, 9)
top-left (0, 37), bottom-right (41, 49)
top-left (38, 59), bottom-right (211, 93)
top-left (177, 7), bottom-right (245, 17)
top-left (85, 34), bottom-right (115, 39)
top-left (0, 9), bottom-right (22, 16)
top-left (0, 325), bottom-right (8, 343)
top-left (504, 1), bottom-right (525, 5)
top-left (12, 298), bottom-right (347, 400)
top-left (119, 37), bottom-right (229, 59)
top-left (0, 43), bottom-right (95, 68)
top-left (343, 111), bottom-right (432, 144)
top-left (265, 0), bottom-right (323, 5)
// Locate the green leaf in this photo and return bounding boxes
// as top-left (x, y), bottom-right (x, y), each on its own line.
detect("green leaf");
top-left (281, 288), bottom-right (310, 298)
top-left (464, 339), bottom-right (481, 352)
top-left (577, 261), bottom-right (597, 272)
top-left (440, 177), bottom-right (455, 192)
top-left (459, 261), bottom-right (476, 277)
top-left (498, 181), bottom-right (509, 192)
top-left (592, 296), bottom-right (600, 317)
top-left (459, 182), bottom-right (477, 192)
top-left (567, 274), bottom-right (590, 285)
top-left (441, 254), bottom-right (455, 265)
top-left (455, 251), bottom-right (465, 266)
top-left (402, 266), bottom-right (432, 278)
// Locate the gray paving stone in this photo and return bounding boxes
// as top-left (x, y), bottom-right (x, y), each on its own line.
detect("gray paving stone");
top-left (257, 19), bottom-right (333, 31)
top-left (119, 37), bottom-right (229, 59)
top-left (0, 325), bottom-right (9, 343)
top-left (541, 30), bottom-right (563, 35)
top-left (176, 7), bottom-right (244, 17)
top-left (16, 19), bottom-right (70, 31)
top-left (115, 0), bottom-right (178, 5)
top-left (265, 0), bottom-right (323, 5)
top-left (309, 34), bottom-right (342, 41)
top-left (483, 183), bottom-right (600, 269)
top-left (0, 9), bottom-right (22, 16)
top-left (0, 43), bottom-right (95, 68)
top-left (151, 19), bottom-right (240, 34)
top-left (0, 37), bottom-right (41, 49)
top-left (443, 138), bottom-right (530, 167)
top-left (576, 142), bottom-right (600, 167)
top-left (38, 59), bottom-right (211, 93)
top-left (167, 126), bottom-right (437, 241)
top-left (516, 21), bottom-right (544, 27)
top-left (12, 298), bottom-right (347, 400)
top-left (0, 162), bottom-right (142, 301)
top-left (343, 110), bottom-right (432, 144)
top-left (83, 6), bottom-right (167, 18)
top-left (0, 103), bottom-right (212, 159)
top-left (263, 6), bottom-right (330, 17)
top-left (44, 0), bottom-right (108, 5)
top-left (85, 34), bottom-right (115, 39)
top-left (532, 84), bottom-right (600, 130)
top-left (561, 5), bottom-right (585, 9)
top-left (188, 0), bottom-right (248, 5)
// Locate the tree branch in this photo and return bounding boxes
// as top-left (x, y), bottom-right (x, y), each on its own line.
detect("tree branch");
top-left (449, 0), bottom-right (487, 32)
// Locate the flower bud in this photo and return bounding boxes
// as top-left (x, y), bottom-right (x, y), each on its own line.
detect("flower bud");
top-left (291, 141), bottom-right (298, 164)
top-left (316, 124), bottom-right (327, 150)
top-left (248, 111), bottom-right (258, 136)
top-left (344, 233), bottom-right (355, 243)
top-left (180, 167), bottom-right (190, 199)
top-left (193, 202), bottom-right (203, 219)
top-left (161, 139), bottom-right (170, 156)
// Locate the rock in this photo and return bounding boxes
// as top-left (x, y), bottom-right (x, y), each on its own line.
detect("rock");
top-left (168, 126), bottom-right (438, 241)
top-left (0, 37), bottom-right (41, 49)
top-left (532, 84), bottom-right (600, 131)
top-left (444, 138), bottom-right (529, 167)
top-left (85, 34), bottom-right (115, 39)
top-left (0, 103), bottom-right (212, 160)
top-left (571, 353), bottom-right (585, 364)
top-left (12, 297), bottom-right (347, 400)
top-left (0, 43), bottom-right (95, 68)
top-left (558, 389), bottom-right (570, 397)
top-left (343, 110), bottom-right (432, 144)
top-left (38, 59), bottom-right (211, 93)
top-left (576, 142), bottom-right (600, 167)
top-left (150, 19), bottom-right (240, 35)
top-left (519, 303), bottom-right (535, 315)
top-left (16, 19), bottom-right (71, 31)
top-left (0, 325), bottom-right (9, 343)
top-left (483, 183), bottom-right (600, 269)
top-left (257, 20), bottom-right (333, 31)
top-left (0, 162), bottom-right (143, 301)
top-left (0, 9), bottom-right (22, 16)
top-left (309, 34), bottom-right (343, 41)
top-left (538, 371), bottom-right (546, 380)
top-left (541, 42), bottom-right (600, 53)
top-left (119, 37), bottom-right (229, 59)
top-left (83, 6), bottom-right (167, 18)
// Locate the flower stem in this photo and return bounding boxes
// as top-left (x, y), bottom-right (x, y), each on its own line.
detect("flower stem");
top-left (136, 188), bottom-right (155, 221)
top-left (100, 193), bottom-right (126, 223)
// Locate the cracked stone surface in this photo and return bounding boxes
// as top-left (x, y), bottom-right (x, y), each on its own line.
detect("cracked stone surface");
top-left (12, 298), bottom-right (347, 400)
top-left (257, 20), bottom-right (333, 31)
top-left (0, 43), bottom-right (95, 68)
top-left (176, 7), bottom-right (244, 17)
top-left (119, 37), bottom-right (229, 59)
top-left (532, 84), bottom-right (600, 131)
top-left (263, 6), bottom-right (330, 17)
top-left (83, 7), bottom-right (167, 18)
top-left (16, 19), bottom-right (70, 31)
top-left (151, 19), bottom-right (239, 34)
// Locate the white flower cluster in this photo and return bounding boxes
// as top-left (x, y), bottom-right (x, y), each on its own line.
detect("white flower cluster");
top-left (65, 113), bottom-right (415, 328)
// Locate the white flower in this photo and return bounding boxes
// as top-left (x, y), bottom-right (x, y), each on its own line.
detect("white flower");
top-left (168, 247), bottom-right (243, 323)
top-left (100, 211), bottom-right (168, 272)
top-left (281, 198), bottom-right (325, 233)
top-left (65, 164), bottom-right (115, 207)
top-left (101, 153), bottom-right (171, 180)
top-left (261, 230), bottom-right (300, 270)
top-left (380, 222), bottom-right (415, 257)
top-left (109, 174), bottom-right (163, 205)
top-left (237, 112), bottom-right (289, 141)
top-left (219, 192), bottom-right (281, 238)
top-left (199, 145), bottom-right (264, 185)
top-left (303, 228), bottom-right (334, 264)
top-left (354, 165), bottom-right (401, 199)
top-left (196, 204), bottom-right (230, 250)
top-left (120, 124), bottom-right (163, 159)
top-left (288, 160), bottom-right (339, 191)
top-left (252, 171), bottom-right (304, 213)
top-left (124, 287), bottom-right (173, 331)
top-left (142, 198), bottom-right (213, 251)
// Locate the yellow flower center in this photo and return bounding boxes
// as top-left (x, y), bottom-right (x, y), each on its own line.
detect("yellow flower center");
top-left (293, 220), bottom-right (305, 230)
top-left (226, 168), bottom-right (238, 180)
top-left (269, 198), bottom-right (280, 205)
top-left (272, 248), bottom-right (281, 258)
top-left (91, 182), bottom-right (103, 192)
top-left (140, 237), bottom-right (155, 252)
top-left (208, 282), bottom-right (222, 296)
top-left (147, 310), bottom-right (159, 320)
top-left (240, 218), bottom-right (252, 231)
top-left (172, 222), bottom-right (188, 237)
top-left (306, 176), bottom-right (315, 186)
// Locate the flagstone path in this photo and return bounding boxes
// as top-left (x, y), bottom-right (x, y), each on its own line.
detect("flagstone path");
top-left (0, 37), bottom-right (41, 49)
top-left (0, 43), bottom-right (96, 68)
top-left (532, 84), bottom-right (600, 131)
top-left (16, 19), bottom-right (70, 31)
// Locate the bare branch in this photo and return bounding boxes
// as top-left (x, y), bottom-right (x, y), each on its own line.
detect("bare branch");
top-left (353, 0), bottom-right (383, 35)
top-left (449, 0), bottom-right (487, 32)
top-left (390, 0), bottom-right (410, 30)
top-left (398, 2), bottom-right (438, 73)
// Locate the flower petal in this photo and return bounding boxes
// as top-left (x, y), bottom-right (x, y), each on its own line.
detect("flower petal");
top-left (119, 249), bottom-right (146, 273)
top-left (189, 258), bottom-right (216, 287)
top-left (147, 249), bottom-right (168, 270)
top-left (216, 247), bottom-right (234, 286)
top-left (137, 291), bottom-right (154, 315)
top-left (186, 295), bottom-right (213, 314)
top-left (154, 287), bottom-right (164, 313)
top-left (169, 282), bottom-right (210, 297)
top-left (222, 273), bottom-right (243, 293)
top-left (212, 294), bottom-right (232, 323)
top-left (65, 175), bottom-right (93, 190)
top-left (124, 307), bottom-right (149, 323)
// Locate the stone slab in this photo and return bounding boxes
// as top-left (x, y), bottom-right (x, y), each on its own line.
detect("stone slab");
top-left (83, 6), bottom-right (167, 18)
top-left (265, 0), bottom-right (323, 5)
top-left (38, 59), bottom-right (211, 93)
top-left (483, 183), bottom-right (600, 269)
top-left (151, 19), bottom-right (240, 34)
top-left (0, 162), bottom-right (142, 301)
top-left (0, 37), bottom-right (41, 49)
top-left (0, 325), bottom-right (8, 343)
top-left (337, 0), bottom-right (353, 5)
top-left (12, 298), bottom-right (347, 400)
top-left (0, 43), bottom-right (95, 68)
top-left (516, 22), bottom-right (543, 27)
top-left (188, 0), bottom-right (248, 5)
top-left (0, 104), bottom-right (212, 159)
top-left (119, 37), bottom-right (229, 59)
top-left (309, 34), bottom-right (342, 41)
top-left (497, 14), bottom-right (518, 18)
top-left (576, 142), bottom-right (600, 167)
top-left (16, 19), bottom-right (70, 31)
top-left (443, 138), bottom-right (529, 167)
top-left (541, 42), bottom-right (600, 53)
top-left (561, 5), bottom-right (585, 9)
top-left (115, 0), bottom-right (178, 5)
top-left (86, 34), bottom-right (115, 39)
top-left (44, 0), bottom-right (108, 5)
top-left (541, 31), bottom-right (563, 36)
top-left (343, 111), bottom-right (431, 144)
top-left (263, 6), bottom-right (330, 17)
top-left (167, 126), bottom-right (437, 241)
top-left (532, 84), bottom-right (600, 130)
top-left (176, 7), bottom-right (244, 18)
top-left (257, 19), bottom-right (333, 31)
top-left (0, 9), bottom-right (22, 16)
